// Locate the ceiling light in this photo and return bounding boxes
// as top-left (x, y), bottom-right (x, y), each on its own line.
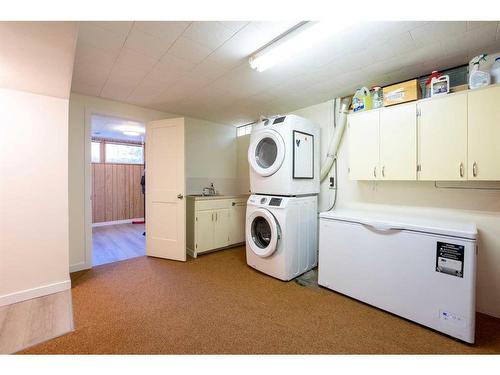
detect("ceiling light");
top-left (115, 124), bottom-right (145, 134)
top-left (123, 131), bottom-right (140, 136)
top-left (249, 21), bottom-right (355, 72)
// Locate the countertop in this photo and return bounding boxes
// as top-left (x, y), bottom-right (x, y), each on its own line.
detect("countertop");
top-left (186, 194), bottom-right (249, 201)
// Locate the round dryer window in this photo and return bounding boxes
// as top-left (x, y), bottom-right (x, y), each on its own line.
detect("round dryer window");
top-left (255, 138), bottom-right (278, 168)
top-left (246, 209), bottom-right (280, 258)
top-left (248, 130), bottom-right (285, 177)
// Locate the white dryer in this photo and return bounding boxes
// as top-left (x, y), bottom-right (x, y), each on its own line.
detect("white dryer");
top-left (245, 194), bottom-right (318, 281)
top-left (248, 115), bottom-right (320, 196)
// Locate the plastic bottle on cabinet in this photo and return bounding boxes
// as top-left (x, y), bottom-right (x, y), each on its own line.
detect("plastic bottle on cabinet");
top-left (469, 54), bottom-right (491, 89)
top-left (371, 86), bottom-right (383, 109)
top-left (491, 57), bottom-right (500, 84)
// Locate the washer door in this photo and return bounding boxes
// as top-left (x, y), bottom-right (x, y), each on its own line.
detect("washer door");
top-left (248, 130), bottom-right (285, 177)
top-left (247, 209), bottom-right (280, 258)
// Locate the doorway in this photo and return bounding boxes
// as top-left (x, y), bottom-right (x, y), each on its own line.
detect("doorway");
top-left (89, 114), bottom-right (146, 266)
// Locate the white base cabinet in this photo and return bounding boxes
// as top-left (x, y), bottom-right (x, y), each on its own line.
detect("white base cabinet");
top-left (187, 196), bottom-right (247, 258)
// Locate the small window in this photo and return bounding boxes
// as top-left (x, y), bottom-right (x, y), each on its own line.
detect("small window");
top-left (91, 141), bottom-right (101, 163)
top-left (105, 143), bottom-right (144, 164)
top-left (236, 123), bottom-right (253, 137)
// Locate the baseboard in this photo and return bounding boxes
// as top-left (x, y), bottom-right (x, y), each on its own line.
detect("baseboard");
top-left (69, 261), bottom-right (91, 273)
top-left (92, 218), bottom-right (144, 227)
top-left (0, 279), bottom-right (71, 307)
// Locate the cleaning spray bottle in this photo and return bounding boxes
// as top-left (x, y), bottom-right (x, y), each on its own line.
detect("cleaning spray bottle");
top-left (469, 54), bottom-right (491, 89)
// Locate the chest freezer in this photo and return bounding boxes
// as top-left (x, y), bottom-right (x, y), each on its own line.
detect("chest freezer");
top-left (318, 208), bottom-right (477, 343)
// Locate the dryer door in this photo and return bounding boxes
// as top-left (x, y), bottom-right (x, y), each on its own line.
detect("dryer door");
top-left (248, 130), bottom-right (285, 177)
top-left (247, 208), bottom-right (280, 258)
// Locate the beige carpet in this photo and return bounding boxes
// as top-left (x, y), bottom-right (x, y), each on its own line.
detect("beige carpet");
top-left (21, 247), bottom-right (500, 354)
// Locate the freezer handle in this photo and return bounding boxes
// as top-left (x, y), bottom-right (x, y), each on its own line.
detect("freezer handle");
top-left (359, 220), bottom-right (403, 232)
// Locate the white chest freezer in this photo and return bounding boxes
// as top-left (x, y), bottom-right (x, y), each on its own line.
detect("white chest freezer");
top-left (318, 208), bottom-right (477, 343)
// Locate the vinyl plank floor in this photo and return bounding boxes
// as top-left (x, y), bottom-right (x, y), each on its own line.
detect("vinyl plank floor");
top-left (92, 223), bottom-right (145, 266)
top-left (0, 290), bottom-right (74, 354)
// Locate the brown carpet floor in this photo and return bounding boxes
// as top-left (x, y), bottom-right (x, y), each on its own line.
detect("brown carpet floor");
top-left (21, 246), bottom-right (500, 354)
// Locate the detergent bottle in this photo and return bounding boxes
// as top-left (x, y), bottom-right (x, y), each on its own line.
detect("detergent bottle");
top-left (469, 54), bottom-right (491, 89)
top-left (352, 87), bottom-right (373, 112)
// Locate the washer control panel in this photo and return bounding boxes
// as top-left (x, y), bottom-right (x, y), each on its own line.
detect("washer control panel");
top-left (269, 198), bottom-right (282, 206)
top-left (248, 195), bottom-right (286, 208)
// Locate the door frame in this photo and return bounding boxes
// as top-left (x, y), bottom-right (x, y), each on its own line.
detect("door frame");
top-left (77, 107), bottom-right (148, 272)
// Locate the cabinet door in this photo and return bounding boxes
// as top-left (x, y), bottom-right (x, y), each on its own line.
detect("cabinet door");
top-left (418, 93), bottom-right (467, 181)
top-left (379, 103), bottom-right (417, 180)
top-left (213, 208), bottom-right (230, 249)
top-left (348, 110), bottom-right (380, 180)
top-left (195, 210), bottom-right (214, 253)
top-left (468, 86), bottom-right (500, 180)
top-left (229, 203), bottom-right (246, 244)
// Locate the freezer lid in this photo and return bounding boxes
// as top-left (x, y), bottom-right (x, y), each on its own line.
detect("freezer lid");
top-left (319, 208), bottom-right (477, 240)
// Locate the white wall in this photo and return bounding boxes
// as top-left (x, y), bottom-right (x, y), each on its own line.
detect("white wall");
top-left (0, 89), bottom-right (72, 305)
top-left (185, 118), bottom-right (239, 195)
top-left (0, 22), bottom-right (78, 306)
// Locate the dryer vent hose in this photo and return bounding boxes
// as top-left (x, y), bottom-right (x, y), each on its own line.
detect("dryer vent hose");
top-left (320, 98), bottom-right (350, 182)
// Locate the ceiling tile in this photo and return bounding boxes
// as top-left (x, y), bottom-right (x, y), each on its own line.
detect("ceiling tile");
top-left (167, 36), bottom-right (214, 64)
top-left (410, 21), bottom-right (467, 47)
top-left (113, 48), bottom-right (158, 74)
top-left (77, 22), bottom-right (127, 54)
top-left (182, 21), bottom-right (238, 50)
top-left (124, 28), bottom-right (174, 60)
top-left (134, 21), bottom-right (191, 40)
top-left (127, 79), bottom-right (167, 105)
top-left (89, 21), bottom-right (134, 36)
top-left (74, 41), bottom-right (118, 70)
top-left (218, 21), bottom-right (249, 33)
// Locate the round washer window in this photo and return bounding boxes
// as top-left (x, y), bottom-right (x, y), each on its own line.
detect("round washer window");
top-left (251, 216), bottom-right (272, 249)
top-left (255, 137), bottom-right (277, 169)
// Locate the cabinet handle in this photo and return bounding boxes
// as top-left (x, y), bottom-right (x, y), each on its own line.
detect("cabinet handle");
top-left (459, 163), bottom-right (464, 178)
top-left (382, 166), bottom-right (385, 178)
top-left (216, 212), bottom-right (218, 221)
top-left (211, 213), bottom-right (214, 221)
top-left (373, 166), bottom-right (377, 178)
top-left (473, 162), bottom-right (478, 177)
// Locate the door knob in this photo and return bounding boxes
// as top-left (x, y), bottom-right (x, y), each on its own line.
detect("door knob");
top-left (177, 194), bottom-right (184, 199)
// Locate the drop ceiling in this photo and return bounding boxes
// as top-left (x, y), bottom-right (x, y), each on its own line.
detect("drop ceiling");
top-left (72, 21), bottom-right (500, 126)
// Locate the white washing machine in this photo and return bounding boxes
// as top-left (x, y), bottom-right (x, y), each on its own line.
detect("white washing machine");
top-left (248, 114), bottom-right (320, 196)
top-left (245, 194), bottom-right (318, 281)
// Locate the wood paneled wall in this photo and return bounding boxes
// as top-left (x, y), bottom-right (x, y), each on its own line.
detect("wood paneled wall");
top-left (92, 163), bottom-right (144, 223)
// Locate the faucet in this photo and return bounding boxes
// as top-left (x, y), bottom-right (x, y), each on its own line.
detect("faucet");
top-left (202, 183), bottom-right (216, 196)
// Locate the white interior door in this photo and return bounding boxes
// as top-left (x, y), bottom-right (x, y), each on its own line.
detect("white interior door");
top-left (146, 118), bottom-right (186, 261)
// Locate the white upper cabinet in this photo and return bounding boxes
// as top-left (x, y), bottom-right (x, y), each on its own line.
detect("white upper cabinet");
top-left (418, 93), bottom-right (468, 181)
top-left (348, 109), bottom-right (380, 180)
top-left (468, 85), bottom-right (500, 180)
top-left (379, 102), bottom-right (417, 180)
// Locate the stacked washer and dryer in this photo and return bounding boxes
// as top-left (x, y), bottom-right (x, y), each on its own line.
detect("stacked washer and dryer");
top-left (246, 115), bottom-right (320, 281)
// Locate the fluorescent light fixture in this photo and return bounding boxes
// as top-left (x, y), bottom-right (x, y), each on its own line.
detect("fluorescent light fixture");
top-left (123, 131), bottom-right (141, 136)
top-left (249, 21), bottom-right (355, 72)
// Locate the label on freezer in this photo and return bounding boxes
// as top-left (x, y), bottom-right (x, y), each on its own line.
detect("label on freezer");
top-left (439, 310), bottom-right (467, 328)
top-left (436, 242), bottom-right (464, 278)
